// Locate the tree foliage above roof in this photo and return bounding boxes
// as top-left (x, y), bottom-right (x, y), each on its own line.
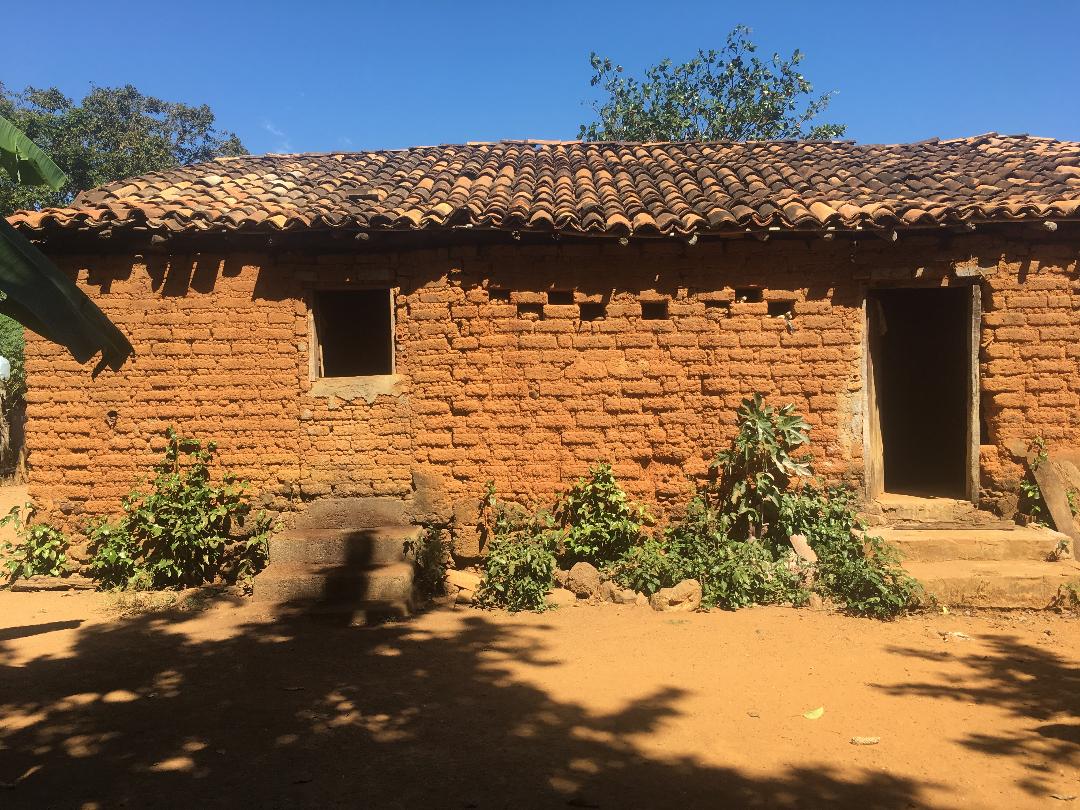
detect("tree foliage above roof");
top-left (579, 25), bottom-right (846, 143)
top-left (0, 83), bottom-right (245, 216)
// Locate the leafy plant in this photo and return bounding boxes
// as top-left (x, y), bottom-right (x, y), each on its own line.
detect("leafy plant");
top-left (651, 495), bottom-right (808, 610)
top-left (779, 483), bottom-right (920, 618)
top-left (475, 484), bottom-right (559, 612)
top-left (87, 427), bottom-right (272, 589)
top-left (86, 517), bottom-right (141, 588)
top-left (1019, 437), bottom-right (1048, 525)
top-left (1047, 537), bottom-right (1072, 563)
top-left (1048, 582), bottom-right (1080, 611)
top-left (1067, 488), bottom-right (1079, 519)
top-left (554, 463), bottom-right (651, 566)
top-left (609, 535), bottom-right (672, 595)
top-left (0, 502), bottom-right (70, 579)
top-left (709, 393), bottom-right (812, 540)
top-left (405, 524), bottom-right (451, 597)
top-left (579, 25), bottom-right (845, 142)
top-left (610, 398), bottom-right (919, 618)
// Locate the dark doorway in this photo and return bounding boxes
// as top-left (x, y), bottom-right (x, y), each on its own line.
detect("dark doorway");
top-left (867, 288), bottom-right (972, 498)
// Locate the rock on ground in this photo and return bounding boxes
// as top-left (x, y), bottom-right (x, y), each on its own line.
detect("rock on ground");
top-left (649, 579), bottom-right (703, 612)
top-left (445, 569), bottom-right (482, 604)
top-left (567, 562), bottom-right (601, 599)
top-left (600, 580), bottom-right (641, 605)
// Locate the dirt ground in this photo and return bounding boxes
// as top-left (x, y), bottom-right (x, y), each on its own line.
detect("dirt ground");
top-left (0, 593), bottom-right (1076, 809)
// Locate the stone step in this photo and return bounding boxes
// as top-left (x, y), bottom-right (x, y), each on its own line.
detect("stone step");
top-left (292, 497), bottom-right (409, 530)
top-left (879, 526), bottom-right (1071, 563)
top-left (252, 561), bottom-right (415, 605)
top-left (903, 559), bottom-right (1080, 609)
top-left (873, 494), bottom-right (1012, 529)
top-left (269, 526), bottom-right (420, 566)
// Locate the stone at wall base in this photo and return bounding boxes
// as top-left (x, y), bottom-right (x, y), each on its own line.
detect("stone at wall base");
top-left (649, 579), bottom-right (703, 612)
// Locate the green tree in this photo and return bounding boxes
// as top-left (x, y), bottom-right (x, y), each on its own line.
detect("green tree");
top-left (0, 83), bottom-right (245, 215)
top-left (579, 25), bottom-right (845, 143)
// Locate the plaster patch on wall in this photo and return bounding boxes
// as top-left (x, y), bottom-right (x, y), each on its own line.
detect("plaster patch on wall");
top-left (310, 375), bottom-right (402, 403)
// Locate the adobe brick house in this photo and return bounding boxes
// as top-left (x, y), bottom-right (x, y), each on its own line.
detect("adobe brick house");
top-left (9, 134), bottom-right (1080, 558)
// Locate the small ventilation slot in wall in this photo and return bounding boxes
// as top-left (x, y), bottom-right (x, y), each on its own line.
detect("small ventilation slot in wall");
top-left (579, 302), bottom-right (606, 321)
top-left (704, 300), bottom-right (731, 312)
top-left (735, 287), bottom-right (764, 303)
top-left (489, 288), bottom-right (511, 302)
top-left (641, 300), bottom-right (669, 320)
top-left (547, 290), bottom-right (574, 305)
top-left (517, 302), bottom-right (544, 319)
top-left (768, 300), bottom-right (796, 318)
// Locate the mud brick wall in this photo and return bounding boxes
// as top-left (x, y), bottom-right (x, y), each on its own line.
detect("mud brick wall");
top-left (977, 243), bottom-right (1080, 516)
top-left (24, 234), bottom-right (1080, 549)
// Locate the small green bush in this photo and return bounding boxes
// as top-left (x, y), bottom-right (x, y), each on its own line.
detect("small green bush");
top-left (709, 393), bottom-right (812, 540)
top-left (609, 535), bottom-right (671, 595)
top-left (86, 518), bottom-right (141, 587)
top-left (610, 395), bottom-right (919, 619)
top-left (554, 462), bottom-right (650, 566)
top-left (87, 427), bottom-right (273, 589)
top-left (639, 496), bottom-right (808, 610)
top-left (1019, 437), bottom-right (1049, 525)
top-left (475, 483), bottom-right (558, 612)
top-left (0, 502), bottom-right (70, 579)
top-left (779, 483), bottom-right (920, 618)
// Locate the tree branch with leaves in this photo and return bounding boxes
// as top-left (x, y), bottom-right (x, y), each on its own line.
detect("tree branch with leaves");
top-left (579, 25), bottom-right (845, 143)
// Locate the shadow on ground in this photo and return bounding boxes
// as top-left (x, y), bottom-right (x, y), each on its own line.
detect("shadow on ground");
top-left (880, 633), bottom-right (1079, 798)
top-left (0, 600), bottom-right (935, 810)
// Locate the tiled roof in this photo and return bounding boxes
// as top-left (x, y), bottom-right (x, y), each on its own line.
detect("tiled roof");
top-left (10, 134), bottom-right (1080, 238)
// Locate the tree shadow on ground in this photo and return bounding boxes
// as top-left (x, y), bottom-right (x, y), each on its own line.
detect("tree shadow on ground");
top-left (878, 633), bottom-right (1079, 798)
top-left (0, 602), bottom-right (937, 810)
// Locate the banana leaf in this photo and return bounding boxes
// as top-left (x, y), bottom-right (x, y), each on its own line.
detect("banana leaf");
top-left (0, 217), bottom-right (133, 369)
top-left (0, 113), bottom-right (132, 369)
top-left (0, 114), bottom-right (67, 189)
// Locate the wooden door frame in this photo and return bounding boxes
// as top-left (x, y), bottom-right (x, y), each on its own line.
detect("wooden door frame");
top-left (862, 284), bottom-right (981, 503)
top-left (964, 283), bottom-right (981, 503)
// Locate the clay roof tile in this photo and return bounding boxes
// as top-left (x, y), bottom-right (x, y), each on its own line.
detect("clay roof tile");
top-left (11, 135), bottom-right (1080, 239)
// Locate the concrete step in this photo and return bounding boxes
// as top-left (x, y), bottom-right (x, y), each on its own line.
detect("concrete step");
top-left (904, 559), bottom-right (1080, 609)
top-left (252, 561), bottom-right (415, 605)
top-left (879, 526), bottom-right (1072, 563)
top-left (269, 526), bottom-right (421, 566)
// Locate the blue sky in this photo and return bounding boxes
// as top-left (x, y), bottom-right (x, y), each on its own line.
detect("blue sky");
top-left (4, 1), bottom-right (1079, 154)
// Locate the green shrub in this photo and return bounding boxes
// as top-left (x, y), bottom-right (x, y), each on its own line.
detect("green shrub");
top-left (778, 483), bottom-right (920, 618)
top-left (554, 462), bottom-right (650, 566)
top-left (610, 535), bottom-right (672, 595)
top-left (475, 483), bottom-right (559, 612)
top-left (87, 427), bottom-right (273, 589)
top-left (652, 496), bottom-right (808, 609)
top-left (611, 396), bottom-right (919, 619)
top-left (405, 524), bottom-right (451, 597)
top-left (86, 517), bottom-right (141, 588)
top-left (0, 502), bottom-right (70, 579)
top-left (709, 393), bottom-right (812, 540)
top-left (815, 532), bottom-right (920, 619)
